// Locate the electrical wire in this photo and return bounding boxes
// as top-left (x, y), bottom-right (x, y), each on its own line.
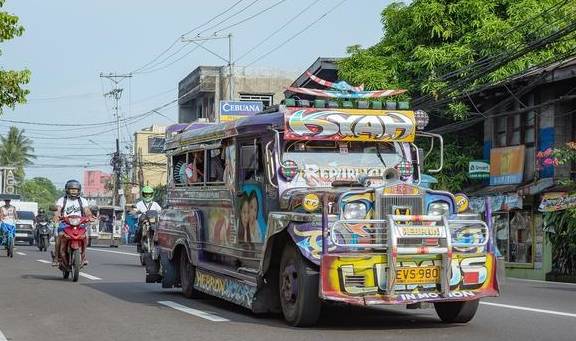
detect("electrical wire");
top-left (130, 0), bottom-right (246, 74)
top-left (197, 0), bottom-right (263, 35)
top-left (245, 0), bottom-right (349, 67)
top-left (235, 0), bottom-right (324, 63)
top-left (214, 0), bottom-right (288, 34)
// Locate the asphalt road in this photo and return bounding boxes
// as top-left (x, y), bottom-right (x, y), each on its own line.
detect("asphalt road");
top-left (1, 244), bottom-right (575, 341)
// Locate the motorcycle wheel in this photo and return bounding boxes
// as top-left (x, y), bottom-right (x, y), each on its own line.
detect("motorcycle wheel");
top-left (7, 237), bottom-right (14, 258)
top-left (72, 249), bottom-right (81, 282)
top-left (43, 236), bottom-right (49, 252)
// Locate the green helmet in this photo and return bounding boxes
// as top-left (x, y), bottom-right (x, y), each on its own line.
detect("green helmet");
top-left (141, 186), bottom-right (154, 203)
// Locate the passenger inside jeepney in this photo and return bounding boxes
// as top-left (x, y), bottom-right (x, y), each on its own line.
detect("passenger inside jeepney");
top-left (187, 151), bottom-right (204, 184)
top-left (209, 148), bottom-right (225, 182)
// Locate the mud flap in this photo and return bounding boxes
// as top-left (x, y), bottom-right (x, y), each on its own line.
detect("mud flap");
top-left (144, 253), bottom-right (162, 283)
top-left (160, 253), bottom-right (178, 288)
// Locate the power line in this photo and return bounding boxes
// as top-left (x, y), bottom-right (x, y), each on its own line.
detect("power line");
top-left (245, 0), bottom-right (349, 67)
top-left (214, 0), bottom-right (288, 34)
top-left (235, 0), bottom-right (324, 63)
top-left (129, 0), bottom-right (246, 74)
top-left (197, 0), bottom-right (263, 36)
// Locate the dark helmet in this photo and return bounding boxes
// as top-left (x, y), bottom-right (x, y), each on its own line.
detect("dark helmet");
top-left (38, 208), bottom-right (45, 214)
top-left (65, 179), bottom-right (82, 199)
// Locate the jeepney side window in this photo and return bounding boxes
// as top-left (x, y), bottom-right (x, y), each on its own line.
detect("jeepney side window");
top-left (172, 153), bottom-right (188, 186)
top-left (207, 146), bottom-right (225, 184)
top-left (239, 139), bottom-right (264, 182)
top-left (186, 150), bottom-right (205, 185)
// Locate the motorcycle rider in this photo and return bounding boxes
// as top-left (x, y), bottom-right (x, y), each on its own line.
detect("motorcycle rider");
top-left (34, 208), bottom-right (49, 243)
top-left (133, 186), bottom-right (161, 251)
top-left (52, 180), bottom-right (93, 266)
top-left (0, 198), bottom-right (18, 245)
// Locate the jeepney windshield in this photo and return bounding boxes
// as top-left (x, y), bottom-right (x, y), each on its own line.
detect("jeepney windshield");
top-left (282, 140), bottom-right (406, 187)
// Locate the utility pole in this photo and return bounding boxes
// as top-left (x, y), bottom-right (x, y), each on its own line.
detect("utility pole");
top-left (100, 72), bottom-right (132, 207)
top-left (181, 34), bottom-right (234, 122)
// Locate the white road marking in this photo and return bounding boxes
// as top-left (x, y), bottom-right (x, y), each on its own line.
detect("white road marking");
top-left (79, 272), bottom-right (102, 281)
top-left (36, 259), bottom-right (51, 264)
top-left (16, 252), bottom-right (26, 256)
top-left (0, 329), bottom-right (7, 341)
top-left (481, 302), bottom-right (576, 318)
top-left (158, 301), bottom-right (229, 322)
top-left (507, 277), bottom-right (576, 286)
top-left (87, 248), bottom-right (139, 257)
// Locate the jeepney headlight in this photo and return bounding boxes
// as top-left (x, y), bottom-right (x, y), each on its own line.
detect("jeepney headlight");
top-left (429, 201), bottom-right (449, 216)
top-left (343, 203), bottom-right (367, 220)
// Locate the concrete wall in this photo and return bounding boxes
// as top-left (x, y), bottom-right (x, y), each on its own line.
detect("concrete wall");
top-left (134, 125), bottom-right (167, 187)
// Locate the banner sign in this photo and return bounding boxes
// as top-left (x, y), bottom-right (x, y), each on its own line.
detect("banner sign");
top-left (284, 108), bottom-right (416, 142)
top-left (469, 160), bottom-right (490, 179)
top-left (490, 145), bottom-right (525, 185)
top-left (539, 192), bottom-right (576, 212)
top-left (219, 101), bottom-right (263, 121)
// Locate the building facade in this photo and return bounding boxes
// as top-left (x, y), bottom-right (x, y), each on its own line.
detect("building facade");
top-left (178, 66), bottom-right (294, 123)
top-left (464, 57), bottom-right (576, 280)
top-left (134, 125), bottom-right (167, 187)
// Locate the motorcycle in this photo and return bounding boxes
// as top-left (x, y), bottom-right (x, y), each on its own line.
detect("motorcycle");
top-left (136, 210), bottom-right (159, 266)
top-left (36, 221), bottom-right (51, 252)
top-left (58, 216), bottom-right (90, 282)
top-left (1, 221), bottom-right (15, 258)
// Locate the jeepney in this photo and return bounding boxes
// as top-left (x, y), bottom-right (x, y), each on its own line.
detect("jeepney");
top-left (87, 205), bottom-right (123, 247)
top-left (146, 93), bottom-right (499, 326)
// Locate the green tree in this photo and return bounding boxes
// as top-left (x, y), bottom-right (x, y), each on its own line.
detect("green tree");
top-left (339, 0), bottom-right (576, 119)
top-left (0, 126), bottom-right (35, 181)
top-left (20, 177), bottom-right (59, 211)
top-left (0, 0), bottom-right (30, 113)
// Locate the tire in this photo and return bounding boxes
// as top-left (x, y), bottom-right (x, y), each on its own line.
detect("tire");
top-left (43, 237), bottom-right (49, 252)
top-left (7, 237), bottom-right (14, 258)
top-left (180, 250), bottom-right (199, 298)
top-left (72, 249), bottom-right (81, 282)
top-left (434, 299), bottom-right (480, 323)
top-left (29, 239), bottom-right (34, 246)
top-left (279, 243), bottom-right (321, 327)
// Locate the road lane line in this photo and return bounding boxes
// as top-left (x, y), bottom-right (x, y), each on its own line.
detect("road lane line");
top-left (0, 329), bottom-right (7, 341)
top-left (87, 248), bottom-right (139, 257)
top-left (37, 259), bottom-right (51, 264)
top-left (507, 277), bottom-right (576, 286)
top-left (79, 272), bottom-right (102, 281)
top-left (16, 252), bottom-right (27, 256)
top-left (481, 302), bottom-right (576, 318)
top-left (158, 301), bottom-right (229, 322)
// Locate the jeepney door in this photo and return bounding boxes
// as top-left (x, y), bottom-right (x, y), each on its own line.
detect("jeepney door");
top-left (236, 137), bottom-right (269, 248)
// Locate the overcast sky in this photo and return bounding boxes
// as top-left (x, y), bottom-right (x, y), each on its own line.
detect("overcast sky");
top-left (1, 0), bottom-right (392, 188)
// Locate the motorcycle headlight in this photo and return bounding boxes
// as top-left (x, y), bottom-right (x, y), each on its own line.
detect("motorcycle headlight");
top-left (429, 201), bottom-right (450, 216)
top-left (68, 217), bottom-right (81, 226)
top-left (343, 203), bottom-right (367, 220)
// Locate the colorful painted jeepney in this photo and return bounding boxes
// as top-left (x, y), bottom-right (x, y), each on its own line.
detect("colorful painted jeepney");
top-left (146, 101), bottom-right (499, 326)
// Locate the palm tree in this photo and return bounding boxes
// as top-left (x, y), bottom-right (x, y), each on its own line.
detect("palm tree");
top-left (0, 126), bottom-right (36, 181)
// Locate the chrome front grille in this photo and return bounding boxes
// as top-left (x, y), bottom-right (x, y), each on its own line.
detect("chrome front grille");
top-left (377, 194), bottom-right (424, 219)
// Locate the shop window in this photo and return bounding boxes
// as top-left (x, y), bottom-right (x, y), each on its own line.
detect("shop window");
top-left (493, 210), bottom-right (533, 264)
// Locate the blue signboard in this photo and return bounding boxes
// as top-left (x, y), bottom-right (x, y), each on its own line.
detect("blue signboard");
top-left (219, 101), bottom-right (263, 121)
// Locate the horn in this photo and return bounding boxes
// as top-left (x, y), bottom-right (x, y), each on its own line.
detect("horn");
top-left (383, 167), bottom-right (400, 181)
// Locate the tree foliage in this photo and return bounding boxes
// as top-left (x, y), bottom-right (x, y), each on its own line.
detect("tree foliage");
top-left (0, 126), bottom-right (35, 181)
top-left (422, 134), bottom-right (482, 192)
top-left (0, 0), bottom-right (30, 113)
top-left (544, 210), bottom-right (576, 275)
top-left (339, 0), bottom-right (576, 119)
top-left (20, 177), bottom-right (60, 211)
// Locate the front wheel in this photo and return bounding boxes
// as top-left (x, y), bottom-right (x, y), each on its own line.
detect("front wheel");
top-left (71, 249), bottom-right (81, 282)
top-left (7, 236), bottom-right (14, 258)
top-left (42, 236), bottom-right (49, 252)
top-left (279, 243), bottom-right (321, 327)
top-left (180, 250), bottom-right (199, 298)
top-left (434, 299), bottom-right (480, 323)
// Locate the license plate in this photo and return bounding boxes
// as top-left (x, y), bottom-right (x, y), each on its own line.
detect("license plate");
top-left (395, 266), bottom-right (440, 284)
top-left (15, 233), bottom-right (28, 238)
top-left (399, 226), bottom-right (441, 237)
top-left (148, 218), bottom-right (156, 223)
